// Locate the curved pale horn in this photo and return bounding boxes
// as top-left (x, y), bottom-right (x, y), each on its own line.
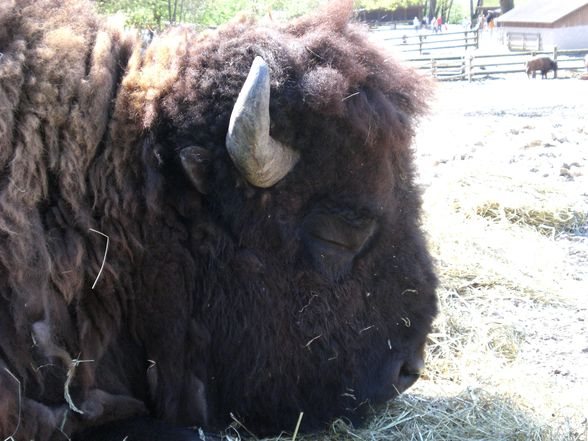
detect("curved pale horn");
top-left (226, 56), bottom-right (299, 188)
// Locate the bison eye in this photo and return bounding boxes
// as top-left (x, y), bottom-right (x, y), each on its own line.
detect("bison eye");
top-left (301, 210), bottom-right (376, 281)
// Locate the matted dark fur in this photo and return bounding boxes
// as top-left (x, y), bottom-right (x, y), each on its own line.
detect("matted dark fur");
top-left (0, 0), bottom-right (437, 439)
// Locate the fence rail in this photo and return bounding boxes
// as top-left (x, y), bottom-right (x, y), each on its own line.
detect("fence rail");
top-left (385, 29), bottom-right (480, 54)
top-left (403, 47), bottom-right (588, 81)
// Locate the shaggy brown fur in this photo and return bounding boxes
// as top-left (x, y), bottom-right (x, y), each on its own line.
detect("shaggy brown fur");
top-left (0, 0), bottom-right (436, 439)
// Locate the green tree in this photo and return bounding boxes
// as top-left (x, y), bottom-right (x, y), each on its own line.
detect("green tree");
top-left (95, 0), bottom-right (204, 29)
top-left (95, 0), bottom-right (334, 28)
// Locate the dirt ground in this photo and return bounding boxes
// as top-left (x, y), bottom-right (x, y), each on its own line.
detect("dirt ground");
top-left (413, 77), bottom-right (588, 438)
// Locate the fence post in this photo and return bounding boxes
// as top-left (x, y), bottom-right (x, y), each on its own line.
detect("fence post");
top-left (467, 54), bottom-right (473, 82)
top-left (538, 33), bottom-right (542, 51)
top-left (431, 58), bottom-right (436, 78)
top-left (553, 45), bottom-right (558, 78)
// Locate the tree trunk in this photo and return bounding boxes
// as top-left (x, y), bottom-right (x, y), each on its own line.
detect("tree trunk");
top-left (172, 0), bottom-right (179, 23)
top-left (178, 0), bottom-right (185, 22)
top-left (447, 0), bottom-right (454, 21)
top-left (500, 0), bottom-right (514, 14)
top-left (428, 0), bottom-right (437, 20)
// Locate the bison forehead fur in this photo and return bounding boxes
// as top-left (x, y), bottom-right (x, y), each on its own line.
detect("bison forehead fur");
top-left (0, 0), bottom-right (437, 439)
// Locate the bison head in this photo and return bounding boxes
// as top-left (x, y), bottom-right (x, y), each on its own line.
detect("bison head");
top-left (84, 4), bottom-right (440, 436)
top-left (0, 0), bottom-right (438, 439)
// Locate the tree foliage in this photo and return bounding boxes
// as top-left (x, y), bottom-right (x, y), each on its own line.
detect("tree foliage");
top-left (94, 0), bottom-right (473, 29)
top-left (96, 0), bottom-right (455, 29)
top-left (94, 0), bottom-right (332, 29)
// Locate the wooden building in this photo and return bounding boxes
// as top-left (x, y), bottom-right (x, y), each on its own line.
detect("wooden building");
top-left (495, 0), bottom-right (588, 50)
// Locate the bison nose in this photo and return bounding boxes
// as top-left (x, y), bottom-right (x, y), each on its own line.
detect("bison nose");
top-left (394, 354), bottom-right (425, 394)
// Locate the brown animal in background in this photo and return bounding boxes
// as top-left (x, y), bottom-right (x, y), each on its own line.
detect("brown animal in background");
top-left (0, 0), bottom-right (437, 440)
top-left (525, 56), bottom-right (558, 79)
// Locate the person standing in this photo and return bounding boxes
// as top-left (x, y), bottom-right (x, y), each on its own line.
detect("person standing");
top-left (437, 16), bottom-right (443, 32)
top-left (413, 16), bottom-right (420, 32)
top-left (431, 16), bottom-right (438, 33)
top-left (476, 14), bottom-right (484, 30)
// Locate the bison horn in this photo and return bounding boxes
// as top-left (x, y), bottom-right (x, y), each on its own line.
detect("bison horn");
top-left (226, 56), bottom-right (299, 188)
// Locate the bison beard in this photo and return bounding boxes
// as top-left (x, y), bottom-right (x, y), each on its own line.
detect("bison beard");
top-left (0, 0), bottom-right (438, 439)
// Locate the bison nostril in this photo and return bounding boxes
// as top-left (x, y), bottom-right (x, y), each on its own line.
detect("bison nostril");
top-left (394, 356), bottom-right (425, 394)
top-left (400, 356), bottom-right (425, 377)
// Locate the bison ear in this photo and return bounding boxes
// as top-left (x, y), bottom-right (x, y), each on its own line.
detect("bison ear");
top-left (180, 146), bottom-right (212, 195)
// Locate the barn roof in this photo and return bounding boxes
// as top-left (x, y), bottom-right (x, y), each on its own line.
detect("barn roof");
top-left (495, 0), bottom-right (588, 25)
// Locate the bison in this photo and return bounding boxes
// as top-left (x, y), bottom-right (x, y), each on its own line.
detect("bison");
top-left (525, 56), bottom-right (558, 79)
top-left (0, 0), bottom-right (438, 439)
